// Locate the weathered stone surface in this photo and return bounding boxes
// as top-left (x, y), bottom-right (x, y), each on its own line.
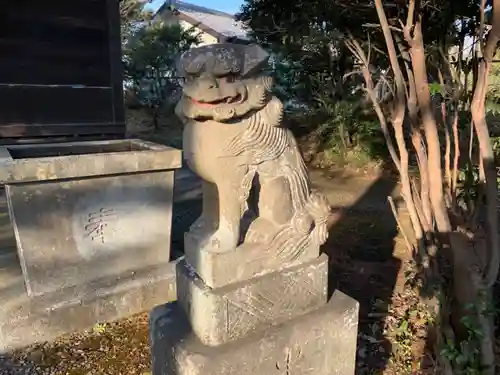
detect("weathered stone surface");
top-left (0, 164), bottom-right (200, 351)
top-left (5, 170), bottom-right (176, 297)
top-left (0, 139), bottom-right (181, 183)
top-left (148, 43), bottom-right (361, 375)
top-left (176, 254), bottom-right (328, 346)
top-left (184, 232), bottom-right (321, 288)
top-left (150, 291), bottom-right (359, 375)
top-left (0, 256), bottom-right (177, 352)
top-left (176, 42), bottom-right (331, 269)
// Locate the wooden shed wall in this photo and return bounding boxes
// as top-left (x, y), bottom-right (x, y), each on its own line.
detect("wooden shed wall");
top-left (0, 0), bottom-right (125, 144)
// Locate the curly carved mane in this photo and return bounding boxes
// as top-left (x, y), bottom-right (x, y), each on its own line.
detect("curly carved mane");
top-left (223, 91), bottom-right (315, 223)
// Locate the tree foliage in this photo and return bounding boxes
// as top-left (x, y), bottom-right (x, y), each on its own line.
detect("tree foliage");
top-left (120, 1), bottom-right (200, 128)
top-left (239, 0), bottom-right (500, 372)
top-left (236, 0), bottom-right (495, 164)
top-left (119, 0), bottom-right (153, 44)
top-left (344, 0), bottom-right (500, 371)
top-left (238, 0), bottom-right (489, 101)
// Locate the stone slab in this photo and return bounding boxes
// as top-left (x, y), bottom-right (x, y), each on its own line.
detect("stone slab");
top-left (0, 166), bottom-right (198, 352)
top-left (5, 170), bottom-right (175, 297)
top-left (177, 254), bottom-right (328, 346)
top-left (0, 139), bottom-right (182, 183)
top-left (150, 291), bottom-right (359, 375)
top-left (184, 232), bottom-right (320, 288)
top-left (0, 258), bottom-right (178, 353)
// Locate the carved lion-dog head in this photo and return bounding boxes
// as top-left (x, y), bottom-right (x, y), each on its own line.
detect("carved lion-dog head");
top-left (175, 43), bottom-right (275, 122)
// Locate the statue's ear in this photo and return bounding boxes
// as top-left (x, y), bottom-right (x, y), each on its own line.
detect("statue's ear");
top-left (241, 44), bottom-right (269, 77)
top-left (176, 50), bottom-right (189, 78)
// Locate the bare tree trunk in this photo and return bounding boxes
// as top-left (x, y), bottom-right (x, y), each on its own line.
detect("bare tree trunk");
top-left (469, 1), bottom-right (500, 372)
top-left (397, 35), bottom-right (433, 232)
top-left (347, 1), bottom-right (500, 371)
top-left (471, 0), bottom-right (500, 288)
top-left (406, 20), bottom-right (452, 234)
top-left (373, 0), bottom-right (425, 246)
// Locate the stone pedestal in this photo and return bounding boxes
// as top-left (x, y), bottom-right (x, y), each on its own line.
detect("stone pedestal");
top-left (150, 42), bottom-right (359, 375)
top-left (151, 291), bottom-right (358, 375)
top-left (184, 231), bottom-right (321, 288)
top-left (150, 253), bottom-right (359, 375)
top-left (177, 255), bottom-right (328, 346)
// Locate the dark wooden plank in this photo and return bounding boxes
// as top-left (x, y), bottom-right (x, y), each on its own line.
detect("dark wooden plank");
top-left (0, 1), bottom-right (108, 30)
top-left (0, 38), bottom-right (107, 60)
top-left (107, 0), bottom-right (126, 124)
top-left (0, 27), bottom-right (110, 86)
top-left (0, 19), bottom-right (108, 44)
top-left (0, 86), bottom-right (115, 125)
top-left (0, 124), bottom-right (124, 138)
top-left (6, 14), bottom-right (107, 31)
top-left (0, 1), bottom-right (110, 86)
top-left (0, 0), bottom-right (126, 141)
top-left (0, 14), bottom-right (106, 34)
top-left (0, 60), bottom-right (109, 86)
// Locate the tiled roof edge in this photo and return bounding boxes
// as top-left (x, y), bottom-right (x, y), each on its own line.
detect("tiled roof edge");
top-left (155, 0), bottom-right (235, 19)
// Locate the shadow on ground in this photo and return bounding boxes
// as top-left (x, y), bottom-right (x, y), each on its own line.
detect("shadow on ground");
top-left (170, 167), bottom-right (201, 259)
top-left (0, 167), bottom-right (405, 375)
top-left (323, 175), bottom-right (402, 374)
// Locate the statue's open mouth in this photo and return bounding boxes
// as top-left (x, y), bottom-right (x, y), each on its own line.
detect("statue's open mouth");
top-left (189, 94), bottom-right (243, 107)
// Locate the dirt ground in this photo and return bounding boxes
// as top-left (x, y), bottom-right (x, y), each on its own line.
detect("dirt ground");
top-left (0, 164), bottom-right (430, 375)
top-left (0, 116), bottom-right (430, 374)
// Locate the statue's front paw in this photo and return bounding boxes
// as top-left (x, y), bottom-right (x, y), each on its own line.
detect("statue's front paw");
top-left (190, 215), bottom-right (205, 231)
top-left (189, 216), bottom-right (212, 239)
top-left (203, 229), bottom-right (238, 251)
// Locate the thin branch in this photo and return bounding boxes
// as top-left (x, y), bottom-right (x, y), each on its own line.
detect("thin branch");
top-left (479, 0), bottom-right (487, 54)
top-left (388, 196), bottom-right (414, 253)
top-left (437, 68), bottom-right (452, 199)
top-left (406, 0), bottom-right (416, 29)
top-left (345, 36), bottom-right (402, 172)
top-left (362, 23), bottom-right (404, 33)
top-left (372, 0), bottom-right (425, 244)
top-left (451, 111), bottom-right (460, 201)
top-left (411, 128), bottom-right (433, 232)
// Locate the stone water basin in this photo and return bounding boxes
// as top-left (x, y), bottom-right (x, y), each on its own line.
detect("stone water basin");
top-left (0, 139), bottom-right (182, 297)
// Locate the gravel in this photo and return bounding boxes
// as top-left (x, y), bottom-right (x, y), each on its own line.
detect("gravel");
top-left (0, 313), bottom-right (151, 375)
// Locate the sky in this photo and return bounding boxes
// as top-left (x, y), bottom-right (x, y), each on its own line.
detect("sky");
top-left (147, 0), bottom-right (244, 15)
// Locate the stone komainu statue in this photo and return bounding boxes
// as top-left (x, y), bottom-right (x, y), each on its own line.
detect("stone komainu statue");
top-left (175, 43), bottom-right (330, 262)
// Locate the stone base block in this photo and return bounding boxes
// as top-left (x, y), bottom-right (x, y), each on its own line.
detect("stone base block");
top-left (0, 258), bottom-right (177, 352)
top-left (150, 291), bottom-right (359, 375)
top-left (6, 170), bottom-right (176, 297)
top-left (184, 232), bottom-right (320, 288)
top-left (176, 254), bottom-right (328, 346)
